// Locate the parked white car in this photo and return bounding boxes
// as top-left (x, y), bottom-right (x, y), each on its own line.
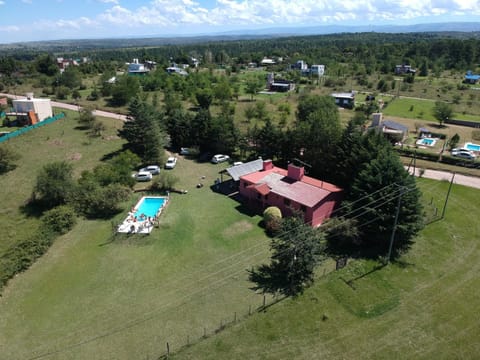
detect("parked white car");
top-left (211, 154), bottom-right (230, 164)
top-left (165, 157), bottom-right (177, 169)
top-left (134, 171), bottom-right (153, 182)
top-left (452, 150), bottom-right (476, 160)
top-left (139, 165), bottom-right (160, 175)
top-left (180, 147), bottom-right (190, 155)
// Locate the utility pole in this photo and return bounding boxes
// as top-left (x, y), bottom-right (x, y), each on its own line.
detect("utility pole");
top-left (441, 172), bottom-right (456, 219)
top-left (386, 186), bottom-right (404, 264)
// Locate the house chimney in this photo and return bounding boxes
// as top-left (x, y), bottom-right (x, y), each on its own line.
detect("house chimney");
top-left (263, 159), bottom-right (274, 171)
top-left (372, 113), bottom-right (383, 127)
top-left (288, 163), bottom-right (304, 181)
top-left (26, 92), bottom-right (34, 100)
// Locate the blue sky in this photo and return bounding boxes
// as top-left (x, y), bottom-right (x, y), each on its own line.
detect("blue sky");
top-left (1, 0), bottom-right (479, 43)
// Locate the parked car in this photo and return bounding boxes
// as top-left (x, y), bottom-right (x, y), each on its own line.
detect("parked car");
top-left (452, 150), bottom-right (476, 160)
top-left (134, 171), bottom-right (153, 182)
top-left (233, 161), bottom-right (244, 166)
top-left (180, 147), bottom-right (190, 155)
top-left (211, 154), bottom-right (230, 164)
top-left (165, 156), bottom-right (177, 169)
top-left (139, 165), bottom-right (160, 175)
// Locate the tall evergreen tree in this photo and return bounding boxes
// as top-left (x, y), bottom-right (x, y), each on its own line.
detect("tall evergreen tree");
top-left (118, 98), bottom-right (167, 165)
top-left (249, 215), bottom-right (326, 297)
top-left (347, 141), bottom-right (423, 256)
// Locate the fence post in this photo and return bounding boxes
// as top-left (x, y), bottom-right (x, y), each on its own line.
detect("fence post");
top-left (203, 327), bottom-right (207, 338)
top-left (263, 295), bottom-right (266, 308)
top-left (248, 305), bottom-right (251, 315)
top-left (166, 342), bottom-right (170, 358)
top-left (234, 311), bottom-right (237, 322)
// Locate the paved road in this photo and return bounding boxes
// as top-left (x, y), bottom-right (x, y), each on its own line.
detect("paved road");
top-left (0, 93), bottom-right (128, 121)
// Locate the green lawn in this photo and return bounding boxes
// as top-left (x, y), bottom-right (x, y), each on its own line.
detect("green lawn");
top-left (172, 179), bottom-right (480, 359)
top-left (0, 108), bottom-right (124, 256)
top-left (0, 116), bottom-right (273, 359)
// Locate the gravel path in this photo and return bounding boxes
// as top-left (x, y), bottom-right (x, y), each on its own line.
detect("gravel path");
top-left (407, 167), bottom-right (480, 189)
top-left (0, 93), bottom-right (128, 121)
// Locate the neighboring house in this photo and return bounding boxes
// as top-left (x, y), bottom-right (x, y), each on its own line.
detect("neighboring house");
top-left (380, 119), bottom-right (409, 142)
top-left (310, 64), bottom-right (325, 77)
top-left (239, 160), bottom-right (343, 227)
top-left (266, 73), bottom-right (295, 92)
top-left (127, 58), bottom-right (150, 76)
top-left (261, 57), bottom-right (276, 66)
top-left (10, 93), bottom-right (53, 125)
top-left (331, 92), bottom-right (355, 108)
top-left (464, 71), bottom-right (480, 84)
top-left (166, 66), bottom-right (188, 76)
top-left (395, 64), bottom-right (416, 75)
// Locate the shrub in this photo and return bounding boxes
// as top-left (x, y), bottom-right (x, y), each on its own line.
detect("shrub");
top-left (150, 172), bottom-right (179, 192)
top-left (42, 205), bottom-right (77, 235)
top-left (263, 206), bottom-right (282, 236)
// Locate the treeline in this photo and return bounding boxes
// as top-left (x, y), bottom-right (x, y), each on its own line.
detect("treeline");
top-left (2, 32), bottom-right (480, 75)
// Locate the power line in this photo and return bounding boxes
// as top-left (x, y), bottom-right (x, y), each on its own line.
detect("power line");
top-left (25, 183), bottom-right (419, 359)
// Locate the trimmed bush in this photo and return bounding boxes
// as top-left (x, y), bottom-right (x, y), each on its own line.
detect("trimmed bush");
top-left (263, 206), bottom-right (282, 236)
top-left (42, 205), bottom-right (77, 235)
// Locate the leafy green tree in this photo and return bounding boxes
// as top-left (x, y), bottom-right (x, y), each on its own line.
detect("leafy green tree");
top-left (195, 88), bottom-right (214, 109)
top-left (34, 161), bottom-right (75, 207)
top-left (59, 66), bottom-right (82, 89)
top-left (78, 107), bottom-right (96, 129)
top-left (245, 78), bottom-right (263, 101)
top-left (0, 146), bottom-right (20, 174)
top-left (166, 108), bottom-right (194, 149)
top-left (71, 179), bottom-right (130, 219)
top-left (249, 215), bottom-right (326, 297)
top-left (433, 101), bottom-right (453, 127)
top-left (150, 172), bottom-right (179, 192)
top-left (35, 54), bottom-right (58, 77)
top-left (293, 95), bottom-right (342, 180)
top-left (244, 105), bottom-right (256, 123)
top-left (110, 75), bottom-right (140, 106)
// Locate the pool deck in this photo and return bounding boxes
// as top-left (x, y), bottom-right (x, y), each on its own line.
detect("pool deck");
top-left (117, 195), bottom-right (168, 234)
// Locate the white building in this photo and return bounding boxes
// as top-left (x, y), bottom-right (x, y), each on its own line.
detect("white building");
top-left (12, 93), bottom-right (53, 123)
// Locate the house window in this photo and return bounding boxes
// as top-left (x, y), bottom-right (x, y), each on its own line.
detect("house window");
top-left (301, 205), bottom-right (306, 212)
top-left (284, 198), bottom-right (291, 206)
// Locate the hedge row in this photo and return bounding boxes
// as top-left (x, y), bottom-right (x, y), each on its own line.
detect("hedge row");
top-left (397, 147), bottom-right (480, 168)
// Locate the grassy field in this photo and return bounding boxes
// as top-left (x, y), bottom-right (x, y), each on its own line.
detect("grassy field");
top-left (172, 179), bottom-right (480, 359)
top-left (0, 108), bottom-right (124, 256)
top-left (0, 114), bottom-right (273, 360)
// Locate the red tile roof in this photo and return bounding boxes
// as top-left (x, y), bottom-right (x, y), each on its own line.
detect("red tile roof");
top-left (240, 165), bottom-right (342, 208)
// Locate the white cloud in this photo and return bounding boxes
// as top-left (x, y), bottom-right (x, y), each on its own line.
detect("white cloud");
top-left (4, 0), bottom-right (480, 43)
top-left (21, 0), bottom-right (32, 4)
top-left (0, 25), bottom-right (21, 32)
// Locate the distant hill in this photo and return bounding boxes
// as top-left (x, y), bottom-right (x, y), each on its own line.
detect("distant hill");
top-left (1, 22), bottom-right (479, 52)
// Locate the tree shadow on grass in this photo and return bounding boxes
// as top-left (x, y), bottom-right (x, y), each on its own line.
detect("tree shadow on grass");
top-left (19, 197), bottom-right (51, 218)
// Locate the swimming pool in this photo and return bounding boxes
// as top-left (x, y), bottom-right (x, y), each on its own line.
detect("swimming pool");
top-left (134, 196), bottom-right (166, 219)
top-left (416, 138), bottom-right (437, 146)
top-left (464, 142), bottom-right (480, 152)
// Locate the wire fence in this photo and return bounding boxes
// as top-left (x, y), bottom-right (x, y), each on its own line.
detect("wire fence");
top-left (0, 112), bottom-right (65, 144)
top-left (151, 265), bottom-right (336, 360)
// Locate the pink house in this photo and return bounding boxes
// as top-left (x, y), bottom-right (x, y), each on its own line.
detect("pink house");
top-left (239, 160), bottom-right (343, 227)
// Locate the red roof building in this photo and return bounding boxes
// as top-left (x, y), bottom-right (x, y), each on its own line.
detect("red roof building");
top-left (239, 160), bottom-right (343, 227)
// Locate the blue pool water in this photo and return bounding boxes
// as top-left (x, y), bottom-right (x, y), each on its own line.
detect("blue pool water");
top-left (422, 138), bottom-right (435, 145)
top-left (465, 142), bottom-right (480, 152)
top-left (134, 197), bottom-right (166, 219)
top-left (416, 138), bottom-right (437, 146)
